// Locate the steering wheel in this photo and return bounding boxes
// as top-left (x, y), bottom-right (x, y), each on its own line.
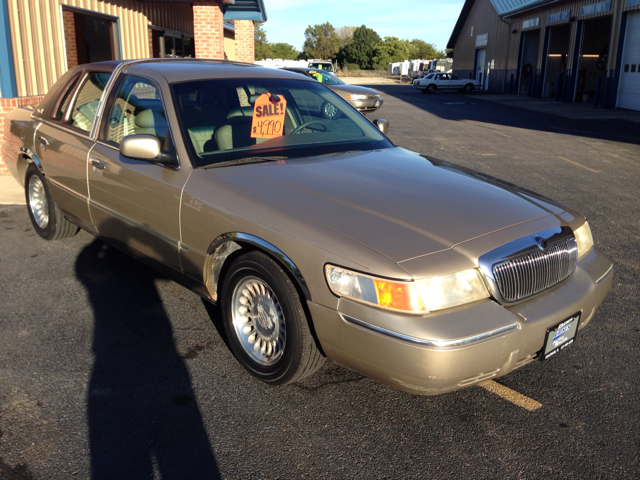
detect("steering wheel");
top-left (290, 120), bottom-right (329, 135)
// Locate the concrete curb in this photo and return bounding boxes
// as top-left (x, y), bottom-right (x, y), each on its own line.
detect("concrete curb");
top-left (0, 175), bottom-right (25, 205)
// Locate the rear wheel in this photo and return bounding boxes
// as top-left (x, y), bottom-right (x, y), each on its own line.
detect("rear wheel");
top-left (463, 83), bottom-right (474, 93)
top-left (427, 84), bottom-right (437, 94)
top-left (25, 164), bottom-right (79, 240)
top-left (420, 88), bottom-right (428, 94)
top-left (220, 251), bottom-right (324, 385)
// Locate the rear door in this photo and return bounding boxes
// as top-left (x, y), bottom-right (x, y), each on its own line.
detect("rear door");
top-left (88, 74), bottom-right (190, 271)
top-left (35, 71), bottom-right (111, 229)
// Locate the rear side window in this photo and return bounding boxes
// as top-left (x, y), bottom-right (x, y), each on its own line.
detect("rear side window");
top-left (69, 73), bottom-right (111, 133)
top-left (54, 76), bottom-right (80, 121)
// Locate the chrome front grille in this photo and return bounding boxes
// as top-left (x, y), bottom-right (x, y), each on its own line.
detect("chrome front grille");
top-left (492, 237), bottom-right (578, 302)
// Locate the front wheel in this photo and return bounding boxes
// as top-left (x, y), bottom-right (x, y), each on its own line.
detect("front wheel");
top-left (463, 83), bottom-right (474, 93)
top-left (220, 251), bottom-right (324, 385)
top-left (24, 164), bottom-right (79, 240)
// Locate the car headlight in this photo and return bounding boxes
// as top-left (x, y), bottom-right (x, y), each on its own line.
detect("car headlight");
top-left (346, 94), bottom-right (367, 100)
top-left (325, 265), bottom-right (489, 314)
top-left (574, 221), bottom-right (594, 260)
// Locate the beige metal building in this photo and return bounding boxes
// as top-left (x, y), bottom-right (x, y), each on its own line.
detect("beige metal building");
top-left (447, 0), bottom-right (640, 110)
top-left (0, 0), bottom-right (266, 174)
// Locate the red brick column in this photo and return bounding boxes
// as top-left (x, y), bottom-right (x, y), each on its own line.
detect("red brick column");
top-left (148, 28), bottom-right (154, 58)
top-left (62, 10), bottom-right (78, 68)
top-left (234, 20), bottom-right (255, 63)
top-left (193, 1), bottom-right (224, 59)
top-left (0, 97), bottom-right (45, 175)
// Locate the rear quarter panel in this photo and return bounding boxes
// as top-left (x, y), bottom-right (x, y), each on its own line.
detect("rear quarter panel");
top-left (3, 107), bottom-right (39, 185)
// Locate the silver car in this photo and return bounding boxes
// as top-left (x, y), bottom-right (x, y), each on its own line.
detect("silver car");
top-left (284, 67), bottom-right (383, 113)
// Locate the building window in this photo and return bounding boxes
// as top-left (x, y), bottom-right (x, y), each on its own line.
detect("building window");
top-left (150, 30), bottom-right (195, 58)
top-left (63, 8), bottom-right (121, 66)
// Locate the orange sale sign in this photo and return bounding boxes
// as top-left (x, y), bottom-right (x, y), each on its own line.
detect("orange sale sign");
top-left (251, 93), bottom-right (287, 139)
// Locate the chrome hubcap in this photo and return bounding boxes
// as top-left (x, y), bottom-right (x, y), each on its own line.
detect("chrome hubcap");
top-left (231, 276), bottom-right (285, 365)
top-left (28, 175), bottom-right (49, 229)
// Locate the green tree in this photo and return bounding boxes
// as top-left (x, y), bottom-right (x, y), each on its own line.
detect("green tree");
top-left (254, 24), bottom-right (272, 60)
top-left (406, 39), bottom-right (440, 59)
top-left (337, 25), bottom-right (381, 69)
top-left (301, 22), bottom-right (340, 60)
top-left (372, 36), bottom-right (410, 67)
top-left (270, 42), bottom-right (300, 60)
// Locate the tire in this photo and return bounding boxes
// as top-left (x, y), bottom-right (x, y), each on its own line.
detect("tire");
top-left (463, 83), bottom-right (474, 93)
top-left (24, 163), bottom-right (79, 241)
top-left (420, 88), bottom-right (428, 94)
top-left (427, 84), bottom-right (437, 94)
top-left (220, 251), bottom-right (324, 385)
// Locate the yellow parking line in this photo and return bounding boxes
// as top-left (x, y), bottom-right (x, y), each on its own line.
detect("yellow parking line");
top-left (558, 156), bottom-right (601, 173)
top-left (492, 130), bottom-right (512, 138)
top-left (478, 380), bottom-right (542, 411)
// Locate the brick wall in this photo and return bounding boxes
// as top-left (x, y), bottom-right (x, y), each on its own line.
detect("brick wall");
top-left (234, 20), bottom-right (255, 63)
top-left (193, 1), bottom-right (224, 59)
top-left (62, 10), bottom-right (78, 68)
top-left (0, 97), bottom-right (45, 175)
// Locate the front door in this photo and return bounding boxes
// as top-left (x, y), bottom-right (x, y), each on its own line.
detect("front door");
top-left (88, 74), bottom-right (189, 271)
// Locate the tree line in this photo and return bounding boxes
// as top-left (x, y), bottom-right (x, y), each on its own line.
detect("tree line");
top-left (255, 23), bottom-right (449, 69)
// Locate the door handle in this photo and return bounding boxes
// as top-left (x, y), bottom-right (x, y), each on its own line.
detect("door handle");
top-left (39, 136), bottom-right (49, 147)
top-left (90, 158), bottom-right (105, 170)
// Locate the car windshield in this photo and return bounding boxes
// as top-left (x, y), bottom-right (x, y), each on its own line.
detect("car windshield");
top-left (172, 77), bottom-right (392, 167)
top-left (308, 62), bottom-right (332, 71)
top-left (306, 70), bottom-right (344, 86)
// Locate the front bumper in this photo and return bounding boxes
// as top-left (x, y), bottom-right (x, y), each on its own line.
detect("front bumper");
top-left (309, 246), bottom-right (613, 395)
top-left (348, 98), bottom-right (383, 112)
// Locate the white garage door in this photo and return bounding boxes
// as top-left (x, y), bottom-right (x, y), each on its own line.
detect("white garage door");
top-left (618, 12), bottom-right (640, 111)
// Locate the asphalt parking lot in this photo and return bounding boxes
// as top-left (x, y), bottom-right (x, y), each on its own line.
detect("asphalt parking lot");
top-left (1, 86), bottom-right (639, 479)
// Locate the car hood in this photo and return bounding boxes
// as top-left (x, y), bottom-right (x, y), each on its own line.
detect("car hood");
top-left (329, 84), bottom-right (380, 96)
top-left (211, 148), bottom-right (566, 263)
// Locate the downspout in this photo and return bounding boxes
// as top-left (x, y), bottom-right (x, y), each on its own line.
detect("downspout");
top-left (499, 16), bottom-right (512, 93)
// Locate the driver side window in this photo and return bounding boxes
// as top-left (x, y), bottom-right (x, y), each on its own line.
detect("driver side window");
top-left (102, 75), bottom-right (168, 146)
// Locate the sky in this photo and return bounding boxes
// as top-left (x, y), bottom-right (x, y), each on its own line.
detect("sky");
top-left (261, 0), bottom-right (466, 53)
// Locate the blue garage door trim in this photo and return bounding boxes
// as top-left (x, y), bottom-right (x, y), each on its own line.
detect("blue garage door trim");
top-left (0, 0), bottom-right (17, 98)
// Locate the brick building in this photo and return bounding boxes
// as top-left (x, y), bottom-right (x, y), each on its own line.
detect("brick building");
top-left (447, 0), bottom-right (640, 110)
top-left (0, 0), bottom-right (266, 174)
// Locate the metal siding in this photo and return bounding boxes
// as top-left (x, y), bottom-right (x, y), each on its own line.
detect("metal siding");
top-left (8, 0), bottom-right (197, 96)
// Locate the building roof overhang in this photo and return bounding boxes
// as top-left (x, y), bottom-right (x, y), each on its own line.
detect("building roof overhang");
top-left (447, 0), bottom-right (558, 48)
top-left (142, 0), bottom-right (267, 22)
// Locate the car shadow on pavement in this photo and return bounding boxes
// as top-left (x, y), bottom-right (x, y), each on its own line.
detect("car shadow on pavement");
top-left (75, 237), bottom-right (221, 480)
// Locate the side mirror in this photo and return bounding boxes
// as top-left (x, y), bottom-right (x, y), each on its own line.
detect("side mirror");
top-left (373, 119), bottom-right (389, 135)
top-left (120, 134), bottom-right (178, 168)
top-left (120, 134), bottom-right (161, 160)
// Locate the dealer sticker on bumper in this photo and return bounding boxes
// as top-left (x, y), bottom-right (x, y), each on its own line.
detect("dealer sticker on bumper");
top-left (540, 313), bottom-right (581, 360)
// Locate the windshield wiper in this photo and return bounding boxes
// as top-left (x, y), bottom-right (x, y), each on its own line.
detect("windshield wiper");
top-left (207, 156), bottom-right (287, 169)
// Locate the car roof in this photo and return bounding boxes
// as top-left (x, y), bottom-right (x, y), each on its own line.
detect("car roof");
top-left (119, 59), bottom-right (314, 83)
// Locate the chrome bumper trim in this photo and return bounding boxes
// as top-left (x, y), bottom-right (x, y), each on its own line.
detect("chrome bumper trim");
top-left (341, 314), bottom-right (519, 348)
top-left (595, 263), bottom-right (614, 287)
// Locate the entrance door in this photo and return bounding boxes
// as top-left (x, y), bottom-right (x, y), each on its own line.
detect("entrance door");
top-left (475, 49), bottom-right (486, 89)
top-left (618, 12), bottom-right (640, 111)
